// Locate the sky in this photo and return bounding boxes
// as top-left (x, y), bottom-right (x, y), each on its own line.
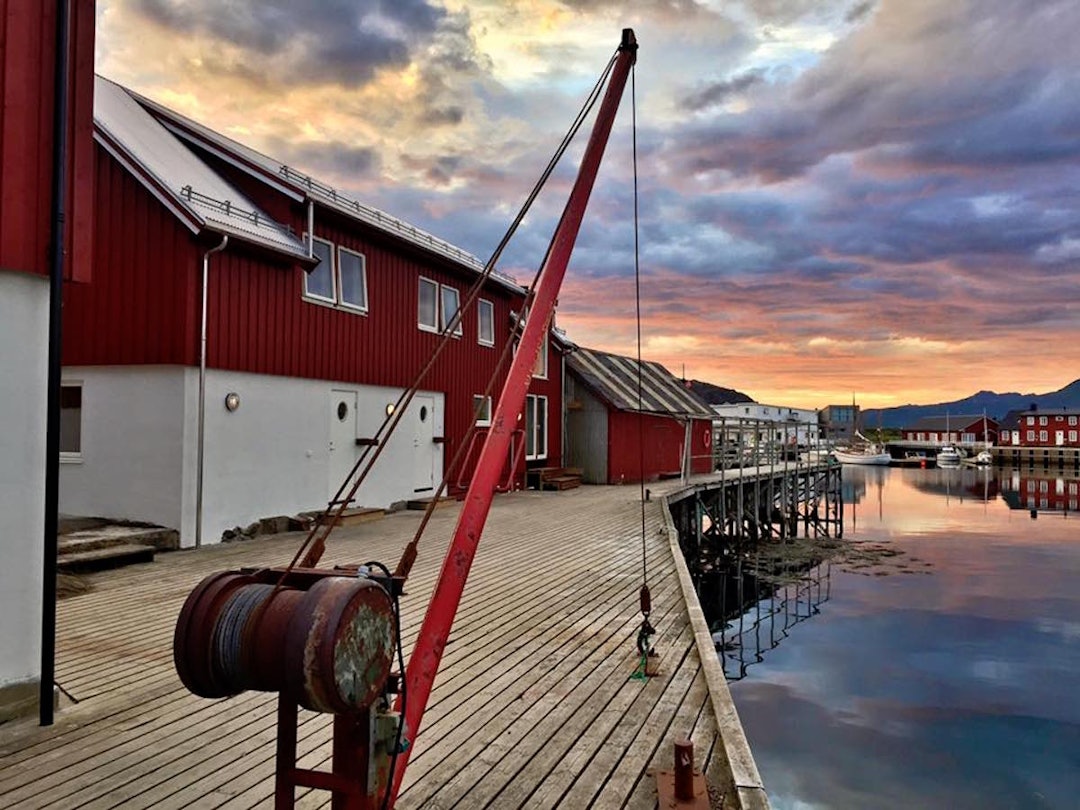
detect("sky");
top-left (95, 0), bottom-right (1080, 410)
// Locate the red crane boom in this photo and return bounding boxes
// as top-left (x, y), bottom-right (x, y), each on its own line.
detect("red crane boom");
top-left (390, 27), bottom-right (638, 801)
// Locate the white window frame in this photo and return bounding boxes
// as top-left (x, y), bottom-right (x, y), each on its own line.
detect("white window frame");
top-left (478, 299), bottom-right (495, 347)
top-left (1070, 416), bottom-right (1077, 426)
top-left (440, 284), bottom-right (463, 336)
top-left (1040, 416), bottom-right (1048, 426)
top-left (1039, 430), bottom-right (1048, 442)
top-left (1070, 430), bottom-right (1078, 443)
top-left (1027, 416), bottom-right (1034, 425)
top-left (303, 235), bottom-right (337, 304)
top-left (473, 395), bottom-right (492, 427)
top-left (60, 382), bottom-right (83, 462)
top-left (1027, 430), bottom-right (1035, 442)
top-left (525, 394), bottom-right (548, 461)
top-left (336, 246), bottom-right (368, 313)
top-left (418, 277), bottom-right (439, 333)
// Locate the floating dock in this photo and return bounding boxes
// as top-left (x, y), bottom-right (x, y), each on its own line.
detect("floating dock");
top-left (0, 468), bottom-right (835, 808)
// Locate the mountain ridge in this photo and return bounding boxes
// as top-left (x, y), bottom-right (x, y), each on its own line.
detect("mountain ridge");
top-left (861, 379), bottom-right (1080, 428)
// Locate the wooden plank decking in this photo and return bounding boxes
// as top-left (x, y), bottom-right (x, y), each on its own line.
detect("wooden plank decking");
top-left (0, 483), bottom-right (750, 809)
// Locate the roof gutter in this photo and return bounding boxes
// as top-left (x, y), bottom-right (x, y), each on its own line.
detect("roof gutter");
top-left (195, 234), bottom-right (229, 548)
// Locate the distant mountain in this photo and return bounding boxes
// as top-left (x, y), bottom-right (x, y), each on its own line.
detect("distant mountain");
top-left (862, 379), bottom-right (1080, 428)
top-left (687, 379), bottom-right (754, 405)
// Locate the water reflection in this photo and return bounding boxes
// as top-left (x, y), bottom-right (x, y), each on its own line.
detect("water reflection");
top-left (726, 465), bottom-right (1080, 810)
top-left (999, 466), bottom-right (1080, 516)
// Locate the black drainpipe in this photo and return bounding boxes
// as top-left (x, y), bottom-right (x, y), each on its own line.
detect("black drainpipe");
top-left (41, 0), bottom-right (72, 727)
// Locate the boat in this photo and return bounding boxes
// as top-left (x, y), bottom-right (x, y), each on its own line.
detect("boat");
top-left (973, 449), bottom-right (993, 466)
top-left (936, 444), bottom-right (964, 466)
top-left (832, 445), bottom-right (892, 466)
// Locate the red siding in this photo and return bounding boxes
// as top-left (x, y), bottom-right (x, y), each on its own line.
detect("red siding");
top-left (63, 145), bottom-right (199, 365)
top-left (608, 411), bottom-right (696, 484)
top-left (64, 143), bottom-right (562, 482)
top-left (0, 0), bottom-right (94, 279)
top-left (1016, 414), bottom-right (1080, 447)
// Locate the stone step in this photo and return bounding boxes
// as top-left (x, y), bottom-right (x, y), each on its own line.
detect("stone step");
top-left (57, 543), bottom-right (156, 573)
top-left (58, 524), bottom-right (179, 554)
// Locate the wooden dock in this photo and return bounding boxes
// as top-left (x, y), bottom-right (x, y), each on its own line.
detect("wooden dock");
top-left (0, 481), bottom-right (767, 809)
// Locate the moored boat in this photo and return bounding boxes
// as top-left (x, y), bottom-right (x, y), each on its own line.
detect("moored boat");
top-left (832, 446), bottom-right (892, 466)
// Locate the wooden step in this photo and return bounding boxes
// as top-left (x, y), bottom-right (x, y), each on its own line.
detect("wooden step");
top-left (57, 543), bottom-right (156, 573)
top-left (317, 507), bottom-right (386, 527)
top-left (406, 497), bottom-right (456, 511)
top-left (542, 476), bottom-right (581, 491)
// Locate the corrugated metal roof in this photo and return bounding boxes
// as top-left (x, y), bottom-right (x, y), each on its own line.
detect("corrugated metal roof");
top-left (567, 347), bottom-right (714, 418)
top-left (93, 77), bottom-right (309, 260)
top-left (127, 89), bottom-right (524, 294)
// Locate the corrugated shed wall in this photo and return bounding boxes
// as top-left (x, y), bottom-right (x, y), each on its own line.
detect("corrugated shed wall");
top-left (565, 376), bottom-right (608, 483)
top-left (63, 145), bottom-right (199, 365)
top-left (0, 0), bottom-right (94, 279)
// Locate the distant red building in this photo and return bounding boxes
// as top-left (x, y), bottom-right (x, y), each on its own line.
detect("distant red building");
top-left (1010, 409), bottom-right (1080, 447)
top-left (901, 414), bottom-right (998, 444)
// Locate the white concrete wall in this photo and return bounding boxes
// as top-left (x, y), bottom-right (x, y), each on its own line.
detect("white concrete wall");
top-left (59, 366), bottom-right (188, 532)
top-left (199, 370), bottom-right (443, 543)
top-left (0, 271), bottom-right (47, 688)
top-left (60, 365), bottom-right (445, 547)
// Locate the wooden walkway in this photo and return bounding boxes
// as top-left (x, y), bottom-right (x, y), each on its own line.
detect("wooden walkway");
top-left (0, 483), bottom-right (760, 809)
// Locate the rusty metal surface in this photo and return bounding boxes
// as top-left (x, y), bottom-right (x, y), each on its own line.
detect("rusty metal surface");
top-left (174, 569), bottom-right (394, 714)
top-left (284, 577), bottom-right (394, 714)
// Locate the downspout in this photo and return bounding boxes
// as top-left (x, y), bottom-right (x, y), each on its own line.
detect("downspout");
top-left (41, 0), bottom-right (72, 727)
top-left (195, 234), bottom-right (229, 548)
top-left (307, 199), bottom-right (314, 257)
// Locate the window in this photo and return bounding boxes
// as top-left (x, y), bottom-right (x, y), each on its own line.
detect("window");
top-left (418, 277), bottom-right (438, 332)
top-left (525, 394), bottom-right (548, 461)
top-left (1070, 430), bottom-right (1078, 443)
top-left (473, 395), bottom-right (492, 427)
top-left (440, 285), bottom-right (462, 336)
top-left (1070, 416), bottom-right (1078, 426)
top-left (304, 237), bottom-right (336, 302)
top-left (337, 247), bottom-right (368, 312)
top-left (1040, 416), bottom-right (1048, 426)
top-left (1039, 480), bottom-right (1049, 493)
top-left (1040, 430), bottom-right (1048, 442)
top-left (478, 299), bottom-right (494, 347)
top-left (1027, 417), bottom-right (1034, 425)
top-left (1027, 430), bottom-right (1035, 442)
top-left (60, 384), bottom-right (82, 460)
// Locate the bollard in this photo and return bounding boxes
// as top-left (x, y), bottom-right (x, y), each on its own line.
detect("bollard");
top-left (674, 738), bottom-right (694, 801)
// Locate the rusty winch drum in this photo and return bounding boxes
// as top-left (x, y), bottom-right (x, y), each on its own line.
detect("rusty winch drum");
top-left (174, 569), bottom-right (396, 714)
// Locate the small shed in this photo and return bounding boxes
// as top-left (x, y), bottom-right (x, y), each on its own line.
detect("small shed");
top-left (564, 347), bottom-right (715, 484)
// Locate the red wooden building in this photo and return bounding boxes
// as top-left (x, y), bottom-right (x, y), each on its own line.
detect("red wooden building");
top-left (901, 414), bottom-right (999, 444)
top-left (59, 77), bottom-right (561, 546)
top-left (0, 0), bottom-right (95, 716)
top-left (1009, 409), bottom-right (1080, 447)
top-left (563, 346), bottom-right (714, 484)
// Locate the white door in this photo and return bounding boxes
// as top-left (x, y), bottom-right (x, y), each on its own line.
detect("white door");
top-left (1056, 431), bottom-right (1065, 446)
top-left (329, 390), bottom-right (358, 501)
top-left (413, 395), bottom-right (436, 492)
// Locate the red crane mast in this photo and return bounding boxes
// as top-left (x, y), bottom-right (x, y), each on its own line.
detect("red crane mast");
top-left (390, 27), bottom-right (639, 802)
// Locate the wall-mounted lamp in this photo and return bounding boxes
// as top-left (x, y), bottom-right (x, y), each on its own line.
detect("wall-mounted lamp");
top-left (385, 403), bottom-right (396, 416)
top-left (224, 392), bottom-right (241, 412)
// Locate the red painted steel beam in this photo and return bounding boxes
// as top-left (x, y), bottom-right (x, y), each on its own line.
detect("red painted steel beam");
top-left (390, 28), bottom-right (638, 802)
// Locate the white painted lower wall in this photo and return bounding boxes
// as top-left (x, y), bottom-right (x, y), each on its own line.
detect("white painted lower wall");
top-left (0, 271), bottom-right (48, 689)
top-left (59, 366), bottom-right (188, 532)
top-left (60, 365), bottom-right (445, 548)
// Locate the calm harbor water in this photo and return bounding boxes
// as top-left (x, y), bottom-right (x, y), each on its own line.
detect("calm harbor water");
top-left (721, 464), bottom-right (1080, 809)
